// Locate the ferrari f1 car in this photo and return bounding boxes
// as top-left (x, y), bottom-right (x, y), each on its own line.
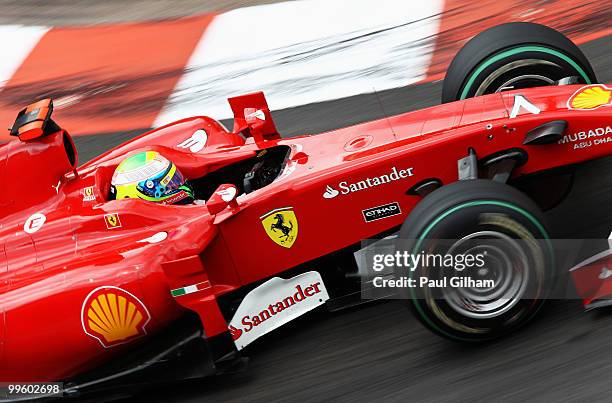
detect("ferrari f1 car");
top-left (0, 22), bottom-right (611, 394)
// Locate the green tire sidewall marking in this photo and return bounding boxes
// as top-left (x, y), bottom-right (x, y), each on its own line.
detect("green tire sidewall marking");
top-left (406, 200), bottom-right (553, 341)
top-left (459, 45), bottom-right (592, 100)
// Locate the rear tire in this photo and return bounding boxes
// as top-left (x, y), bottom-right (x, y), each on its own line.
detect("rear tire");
top-left (398, 180), bottom-right (554, 341)
top-left (442, 22), bottom-right (597, 103)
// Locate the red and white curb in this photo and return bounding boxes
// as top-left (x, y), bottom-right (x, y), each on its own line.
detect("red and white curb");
top-left (0, 0), bottom-right (609, 140)
top-left (154, 0), bottom-right (444, 125)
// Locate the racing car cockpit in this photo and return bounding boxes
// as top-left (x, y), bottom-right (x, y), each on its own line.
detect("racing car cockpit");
top-left (187, 144), bottom-right (291, 200)
top-left (96, 91), bottom-right (293, 205)
top-left (105, 144), bottom-right (291, 205)
top-left (2, 93), bottom-right (293, 213)
top-left (176, 91), bottom-right (293, 201)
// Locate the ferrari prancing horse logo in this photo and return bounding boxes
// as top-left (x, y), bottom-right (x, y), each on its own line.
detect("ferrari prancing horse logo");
top-left (104, 213), bottom-right (122, 229)
top-left (261, 207), bottom-right (298, 248)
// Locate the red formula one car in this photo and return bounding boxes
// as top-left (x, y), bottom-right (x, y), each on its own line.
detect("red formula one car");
top-left (0, 22), bottom-right (610, 394)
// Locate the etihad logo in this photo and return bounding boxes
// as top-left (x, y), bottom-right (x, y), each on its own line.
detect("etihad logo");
top-left (567, 84), bottom-right (612, 110)
top-left (362, 202), bottom-right (402, 222)
top-left (323, 166), bottom-right (414, 199)
top-left (81, 286), bottom-right (151, 348)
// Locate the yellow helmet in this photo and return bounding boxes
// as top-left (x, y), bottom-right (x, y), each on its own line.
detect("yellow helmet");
top-left (110, 151), bottom-right (194, 204)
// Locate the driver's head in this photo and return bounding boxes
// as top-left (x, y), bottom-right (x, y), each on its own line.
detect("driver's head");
top-left (110, 151), bottom-right (194, 204)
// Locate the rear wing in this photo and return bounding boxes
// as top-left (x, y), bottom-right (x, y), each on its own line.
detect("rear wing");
top-left (228, 92), bottom-right (280, 145)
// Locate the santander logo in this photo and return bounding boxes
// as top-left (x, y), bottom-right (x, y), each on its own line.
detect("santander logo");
top-left (228, 272), bottom-right (330, 350)
top-left (323, 185), bottom-right (340, 199)
top-left (231, 283), bottom-right (323, 341)
top-left (229, 325), bottom-right (243, 341)
top-left (323, 166), bottom-right (415, 200)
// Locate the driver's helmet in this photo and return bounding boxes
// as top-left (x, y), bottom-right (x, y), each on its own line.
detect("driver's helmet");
top-left (110, 151), bottom-right (194, 204)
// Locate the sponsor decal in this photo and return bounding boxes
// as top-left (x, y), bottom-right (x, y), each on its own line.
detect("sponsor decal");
top-left (509, 94), bottom-right (541, 119)
top-left (137, 231), bottom-right (168, 244)
top-left (160, 190), bottom-right (190, 205)
top-left (170, 281), bottom-right (211, 297)
top-left (229, 271), bottom-right (329, 349)
top-left (323, 166), bottom-right (414, 199)
top-left (82, 186), bottom-right (96, 202)
top-left (246, 109), bottom-right (266, 121)
top-left (52, 180), bottom-right (61, 194)
top-left (323, 185), bottom-right (340, 199)
top-left (558, 126), bottom-right (612, 150)
top-left (229, 325), bottom-right (243, 340)
top-left (217, 186), bottom-right (237, 202)
top-left (261, 207), bottom-right (298, 248)
top-left (599, 267), bottom-right (612, 280)
top-left (24, 213), bottom-right (46, 234)
top-left (177, 129), bottom-right (208, 153)
top-left (362, 202), bottom-right (402, 222)
top-left (81, 286), bottom-right (151, 348)
top-left (567, 84), bottom-right (612, 110)
top-left (104, 213), bottom-right (122, 229)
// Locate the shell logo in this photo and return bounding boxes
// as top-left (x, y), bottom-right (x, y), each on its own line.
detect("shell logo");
top-left (567, 84), bottom-right (612, 110)
top-left (81, 286), bottom-right (151, 348)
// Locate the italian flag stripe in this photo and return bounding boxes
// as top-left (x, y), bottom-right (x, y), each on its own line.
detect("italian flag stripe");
top-left (171, 281), bottom-right (209, 297)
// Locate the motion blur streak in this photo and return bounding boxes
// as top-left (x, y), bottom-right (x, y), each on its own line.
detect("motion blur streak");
top-left (0, 0), bottom-right (610, 142)
top-left (426, 0), bottom-right (612, 80)
top-left (0, 25), bottom-right (49, 91)
top-left (0, 15), bottom-right (215, 139)
top-left (153, 0), bottom-right (444, 124)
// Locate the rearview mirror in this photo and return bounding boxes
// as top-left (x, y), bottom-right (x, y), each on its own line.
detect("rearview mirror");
top-left (228, 92), bottom-right (280, 144)
top-left (206, 184), bottom-right (239, 215)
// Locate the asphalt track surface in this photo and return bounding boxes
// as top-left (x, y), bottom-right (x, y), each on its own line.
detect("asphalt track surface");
top-left (66, 35), bottom-right (603, 403)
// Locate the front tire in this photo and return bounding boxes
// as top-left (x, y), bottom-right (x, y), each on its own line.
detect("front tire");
top-left (398, 180), bottom-right (554, 341)
top-left (442, 22), bottom-right (597, 103)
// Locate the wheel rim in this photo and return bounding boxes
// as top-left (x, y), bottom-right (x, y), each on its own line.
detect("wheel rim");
top-left (459, 45), bottom-right (593, 100)
top-left (408, 199), bottom-right (553, 341)
top-left (495, 74), bottom-right (555, 92)
top-left (474, 59), bottom-right (559, 96)
top-left (442, 231), bottom-right (530, 319)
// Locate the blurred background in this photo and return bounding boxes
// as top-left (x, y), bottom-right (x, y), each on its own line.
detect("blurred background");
top-left (0, 0), bottom-right (609, 160)
top-left (1, 1), bottom-right (610, 401)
